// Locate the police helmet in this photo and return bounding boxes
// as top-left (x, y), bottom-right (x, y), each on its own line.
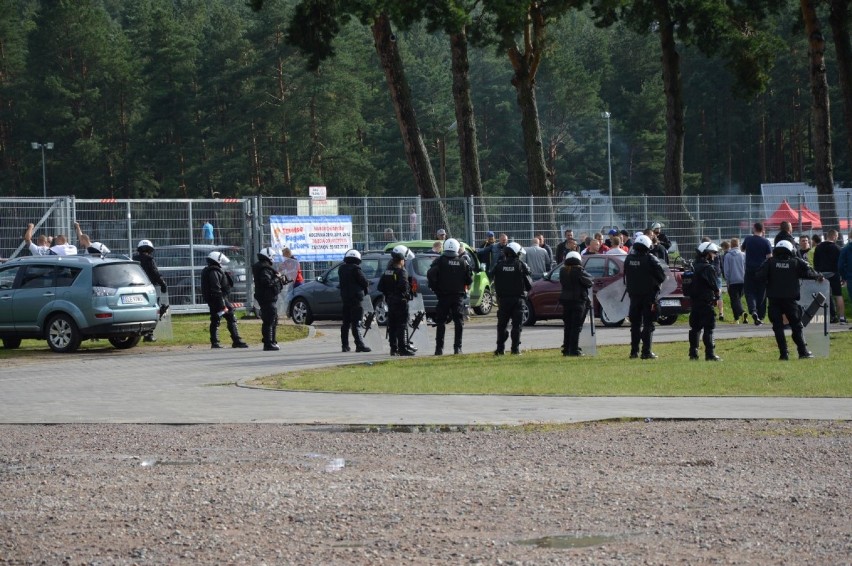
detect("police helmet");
top-left (137, 239), bottom-right (154, 252)
top-left (391, 244), bottom-right (415, 261)
top-left (344, 249), bottom-right (362, 264)
top-left (208, 251), bottom-right (230, 265)
top-left (505, 242), bottom-right (523, 257)
top-left (633, 234), bottom-right (653, 251)
top-left (257, 247), bottom-right (276, 262)
top-left (443, 238), bottom-right (461, 257)
top-left (697, 242), bottom-right (719, 255)
top-left (565, 251), bottom-right (582, 266)
top-left (88, 242), bottom-right (110, 255)
top-left (775, 240), bottom-right (795, 254)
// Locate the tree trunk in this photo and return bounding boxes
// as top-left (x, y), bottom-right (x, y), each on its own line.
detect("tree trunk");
top-left (371, 14), bottom-right (448, 232)
top-left (656, 0), bottom-right (697, 245)
top-left (829, 0), bottom-right (852, 182)
top-left (505, 5), bottom-right (555, 235)
top-left (449, 28), bottom-right (489, 232)
top-left (801, 0), bottom-right (839, 231)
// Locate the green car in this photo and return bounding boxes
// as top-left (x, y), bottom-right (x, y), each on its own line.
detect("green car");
top-left (383, 240), bottom-right (494, 315)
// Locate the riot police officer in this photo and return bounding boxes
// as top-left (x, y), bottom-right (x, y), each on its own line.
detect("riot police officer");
top-left (338, 249), bottom-right (372, 353)
top-left (559, 251), bottom-right (593, 357)
top-left (688, 242), bottom-right (722, 361)
top-left (134, 239), bottom-right (168, 342)
top-left (624, 234), bottom-right (667, 359)
top-left (492, 242), bottom-right (532, 355)
top-left (201, 251), bottom-right (248, 349)
top-left (756, 240), bottom-right (824, 360)
top-left (378, 245), bottom-right (415, 356)
top-left (427, 238), bottom-right (473, 355)
top-left (253, 247), bottom-right (286, 351)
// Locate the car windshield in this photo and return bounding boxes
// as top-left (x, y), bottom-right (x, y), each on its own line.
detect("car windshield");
top-left (93, 263), bottom-right (150, 288)
top-left (409, 257), bottom-right (436, 276)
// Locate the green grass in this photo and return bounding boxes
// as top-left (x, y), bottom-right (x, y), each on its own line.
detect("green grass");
top-left (0, 313), bottom-right (309, 357)
top-left (250, 331), bottom-right (852, 397)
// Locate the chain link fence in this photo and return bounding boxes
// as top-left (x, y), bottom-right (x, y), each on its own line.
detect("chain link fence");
top-left (4, 191), bottom-right (851, 313)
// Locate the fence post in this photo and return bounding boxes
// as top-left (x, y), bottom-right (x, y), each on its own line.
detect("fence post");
top-left (126, 201), bottom-right (133, 255)
top-left (529, 195), bottom-right (534, 241)
top-left (363, 197), bottom-right (369, 250)
top-left (696, 195), bottom-right (701, 239)
top-left (466, 195), bottom-right (474, 244)
top-left (643, 195), bottom-right (648, 229)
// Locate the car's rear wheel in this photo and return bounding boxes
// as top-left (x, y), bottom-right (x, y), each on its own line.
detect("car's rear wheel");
top-left (109, 335), bottom-right (142, 349)
top-left (473, 288), bottom-right (494, 315)
top-left (373, 296), bottom-right (388, 326)
top-left (656, 314), bottom-right (678, 326)
top-left (2, 338), bottom-right (22, 349)
top-left (521, 299), bottom-right (537, 326)
top-left (289, 298), bottom-right (313, 325)
top-left (46, 314), bottom-right (82, 353)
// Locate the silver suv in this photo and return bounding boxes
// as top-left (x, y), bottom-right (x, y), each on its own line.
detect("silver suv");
top-left (0, 255), bottom-right (159, 353)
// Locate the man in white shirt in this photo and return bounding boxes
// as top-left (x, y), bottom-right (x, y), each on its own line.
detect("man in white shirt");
top-left (23, 223), bottom-right (51, 256)
top-left (49, 234), bottom-right (77, 256)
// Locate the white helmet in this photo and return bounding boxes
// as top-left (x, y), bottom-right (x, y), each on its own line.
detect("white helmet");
top-left (443, 238), bottom-right (461, 257)
top-left (257, 247), bottom-right (276, 261)
top-left (344, 249), bottom-right (361, 260)
top-left (137, 239), bottom-right (154, 252)
top-left (651, 222), bottom-right (663, 230)
top-left (208, 251), bottom-right (230, 265)
top-left (565, 251), bottom-right (582, 265)
top-left (775, 240), bottom-right (795, 253)
top-left (391, 244), bottom-right (415, 261)
top-left (89, 242), bottom-right (110, 255)
top-left (697, 242), bottom-right (719, 255)
top-left (633, 234), bottom-right (653, 250)
top-left (506, 242), bottom-right (523, 256)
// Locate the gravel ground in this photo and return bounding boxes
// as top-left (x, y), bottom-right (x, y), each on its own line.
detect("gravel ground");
top-left (1, 420), bottom-right (850, 565)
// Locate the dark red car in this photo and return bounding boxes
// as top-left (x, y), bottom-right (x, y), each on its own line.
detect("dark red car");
top-left (521, 254), bottom-right (691, 326)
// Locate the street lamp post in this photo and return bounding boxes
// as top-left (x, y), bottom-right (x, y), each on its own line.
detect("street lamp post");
top-left (31, 142), bottom-right (54, 198)
top-left (601, 111), bottom-right (613, 228)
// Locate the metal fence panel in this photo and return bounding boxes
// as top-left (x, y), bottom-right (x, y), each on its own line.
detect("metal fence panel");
top-left (1, 197), bottom-right (74, 260)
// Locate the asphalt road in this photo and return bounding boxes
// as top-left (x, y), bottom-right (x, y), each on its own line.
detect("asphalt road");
top-left (0, 318), bottom-right (849, 425)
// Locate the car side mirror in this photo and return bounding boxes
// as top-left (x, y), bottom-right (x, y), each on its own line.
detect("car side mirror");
top-left (317, 276), bottom-right (324, 282)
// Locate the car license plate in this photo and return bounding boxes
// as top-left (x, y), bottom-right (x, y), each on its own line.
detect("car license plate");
top-left (659, 299), bottom-right (680, 308)
top-left (121, 295), bottom-right (146, 304)
top-left (237, 275), bottom-right (246, 282)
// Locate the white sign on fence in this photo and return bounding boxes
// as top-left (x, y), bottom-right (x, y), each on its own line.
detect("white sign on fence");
top-left (269, 215), bottom-right (352, 261)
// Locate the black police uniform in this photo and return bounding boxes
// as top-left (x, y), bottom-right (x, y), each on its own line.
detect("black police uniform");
top-left (133, 250), bottom-right (168, 341)
top-left (492, 252), bottom-right (532, 355)
top-left (378, 262), bottom-right (412, 355)
top-left (338, 258), bottom-right (371, 352)
top-left (253, 258), bottom-right (285, 350)
top-left (624, 251), bottom-right (667, 358)
top-left (428, 254), bottom-right (473, 355)
top-left (201, 261), bottom-right (247, 348)
top-left (559, 261), bottom-right (593, 357)
top-left (756, 249), bottom-right (822, 359)
top-left (688, 256), bottom-right (721, 360)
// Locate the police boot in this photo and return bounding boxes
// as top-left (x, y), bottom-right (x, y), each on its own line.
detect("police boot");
top-left (792, 331), bottom-right (813, 359)
top-left (688, 330), bottom-right (700, 360)
top-left (396, 334), bottom-right (414, 356)
top-left (227, 318), bottom-right (248, 348)
top-left (774, 332), bottom-right (789, 360)
top-left (629, 329), bottom-right (641, 358)
top-left (435, 325), bottom-right (445, 355)
top-left (263, 325), bottom-right (279, 351)
top-left (209, 317), bottom-right (222, 348)
top-left (640, 330), bottom-right (656, 359)
top-left (354, 325), bottom-right (371, 352)
top-left (341, 326), bottom-right (351, 352)
top-left (453, 327), bottom-right (463, 355)
top-left (703, 333), bottom-right (720, 361)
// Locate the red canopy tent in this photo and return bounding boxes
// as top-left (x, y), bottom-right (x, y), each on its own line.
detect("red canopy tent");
top-left (764, 199), bottom-right (822, 231)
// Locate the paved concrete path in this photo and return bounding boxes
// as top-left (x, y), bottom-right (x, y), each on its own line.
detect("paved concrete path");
top-left (0, 321), bottom-right (849, 425)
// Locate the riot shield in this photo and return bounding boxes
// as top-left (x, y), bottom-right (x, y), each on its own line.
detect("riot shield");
top-left (277, 282), bottom-right (292, 317)
top-left (152, 290), bottom-right (173, 340)
top-left (798, 279), bottom-right (830, 358)
top-left (659, 267), bottom-right (678, 297)
top-left (577, 302), bottom-right (597, 356)
top-left (278, 257), bottom-right (300, 281)
top-left (360, 294), bottom-right (384, 352)
top-left (595, 277), bottom-right (630, 326)
top-left (406, 293), bottom-right (430, 353)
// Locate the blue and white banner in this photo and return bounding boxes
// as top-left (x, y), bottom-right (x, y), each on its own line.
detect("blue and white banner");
top-left (269, 215), bottom-right (352, 262)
